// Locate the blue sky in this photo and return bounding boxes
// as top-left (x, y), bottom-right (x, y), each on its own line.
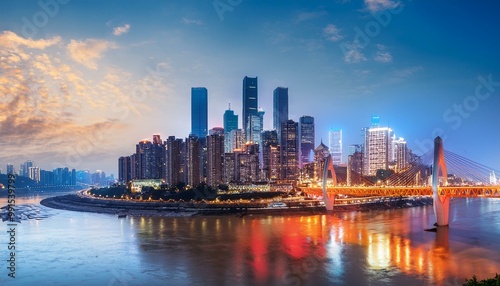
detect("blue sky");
top-left (0, 0), bottom-right (499, 175)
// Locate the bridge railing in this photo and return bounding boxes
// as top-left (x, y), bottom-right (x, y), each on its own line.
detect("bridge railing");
top-left (300, 185), bottom-right (500, 198)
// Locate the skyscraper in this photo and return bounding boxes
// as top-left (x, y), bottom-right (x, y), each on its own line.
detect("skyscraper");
top-left (191, 87), bottom-right (208, 138)
top-left (185, 135), bottom-right (202, 187)
top-left (166, 136), bottom-right (185, 186)
top-left (280, 120), bottom-right (299, 180)
top-left (207, 133), bottom-right (225, 186)
top-left (246, 108), bottom-right (265, 146)
top-left (135, 138), bottom-right (166, 180)
top-left (242, 76), bottom-right (258, 138)
top-left (29, 167), bottom-right (40, 182)
top-left (225, 129), bottom-right (244, 153)
top-left (328, 129), bottom-right (342, 166)
top-left (118, 156), bottom-right (132, 183)
top-left (261, 130), bottom-right (279, 181)
top-left (364, 127), bottom-right (393, 176)
top-left (273, 87), bottom-right (288, 140)
top-left (298, 116), bottom-right (315, 169)
top-left (19, 160), bottom-right (33, 177)
top-left (392, 137), bottom-right (408, 173)
top-left (223, 106), bottom-right (238, 134)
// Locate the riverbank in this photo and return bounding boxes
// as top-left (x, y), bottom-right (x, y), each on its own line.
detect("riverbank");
top-left (40, 191), bottom-right (434, 217)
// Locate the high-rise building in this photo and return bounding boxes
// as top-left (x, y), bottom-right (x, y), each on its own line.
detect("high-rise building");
top-left (207, 133), bottom-right (225, 186)
top-left (135, 138), bottom-right (166, 180)
top-left (280, 120), bottom-right (299, 180)
top-left (237, 152), bottom-right (260, 183)
top-left (130, 153), bottom-right (141, 179)
top-left (40, 170), bottom-right (54, 186)
top-left (28, 167), bottom-right (40, 182)
top-left (185, 135), bottom-right (202, 187)
top-left (347, 151), bottom-right (364, 186)
top-left (223, 107), bottom-right (238, 134)
top-left (191, 87), bottom-right (208, 138)
top-left (118, 156), bottom-right (132, 183)
top-left (19, 160), bottom-right (34, 177)
top-left (224, 152), bottom-right (238, 183)
top-left (242, 76), bottom-right (258, 138)
top-left (225, 129), bottom-right (244, 153)
top-left (364, 127), bottom-right (393, 176)
top-left (273, 87), bottom-right (288, 140)
top-left (329, 129), bottom-right (342, 166)
top-left (298, 116), bottom-right (315, 169)
top-left (6, 164), bottom-right (14, 175)
top-left (166, 136), bottom-right (184, 186)
top-left (261, 130), bottom-right (279, 181)
top-left (392, 137), bottom-right (408, 173)
top-left (246, 108), bottom-right (265, 146)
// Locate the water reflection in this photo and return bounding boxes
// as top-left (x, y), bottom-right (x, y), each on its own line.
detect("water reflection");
top-left (1, 196), bottom-right (498, 285)
top-left (132, 199), bottom-right (500, 285)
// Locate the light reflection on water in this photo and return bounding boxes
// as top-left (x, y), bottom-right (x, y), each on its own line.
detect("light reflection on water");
top-left (0, 195), bottom-right (499, 285)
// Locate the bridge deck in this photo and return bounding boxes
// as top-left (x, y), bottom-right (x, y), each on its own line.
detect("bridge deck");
top-left (300, 186), bottom-right (500, 198)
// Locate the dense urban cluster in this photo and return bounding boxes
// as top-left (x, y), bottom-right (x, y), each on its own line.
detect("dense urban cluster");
top-left (118, 76), bottom-right (415, 189)
top-left (0, 160), bottom-right (113, 188)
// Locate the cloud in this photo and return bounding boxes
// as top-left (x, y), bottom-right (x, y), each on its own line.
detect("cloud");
top-left (182, 17), bottom-right (203, 26)
top-left (343, 41), bottom-right (366, 63)
top-left (364, 0), bottom-right (400, 12)
top-left (0, 31), bottom-right (61, 50)
top-left (374, 44), bottom-right (392, 63)
top-left (0, 31), bottom-right (169, 171)
top-left (113, 24), bottom-right (131, 36)
top-left (323, 24), bottom-right (343, 42)
top-left (67, 39), bottom-right (116, 69)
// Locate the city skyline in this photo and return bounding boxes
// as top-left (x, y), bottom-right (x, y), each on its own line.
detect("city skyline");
top-left (0, 1), bottom-right (499, 175)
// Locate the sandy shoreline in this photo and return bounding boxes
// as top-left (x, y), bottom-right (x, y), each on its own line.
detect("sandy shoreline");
top-left (40, 191), bottom-right (434, 218)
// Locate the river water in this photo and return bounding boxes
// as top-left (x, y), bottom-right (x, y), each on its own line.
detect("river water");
top-left (0, 193), bottom-right (499, 286)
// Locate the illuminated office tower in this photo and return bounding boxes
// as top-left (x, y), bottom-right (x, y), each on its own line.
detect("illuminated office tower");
top-left (280, 120), bottom-right (299, 180)
top-left (363, 127), bottom-right (393, 176)
top-left (298, 116), bottom-right (315, 169)
top-left (242, 76), bottom-right (258, 141)
top-left (246, 108), bottom-right (265, 146)
top-left (261, 130), bottom-right (279, 180)
top-left (392, 137), bottom-right (408, 173)
top-left (329, 129), bottom-right (342, 166)
top-left (225, 129), bottom-right (244, 153)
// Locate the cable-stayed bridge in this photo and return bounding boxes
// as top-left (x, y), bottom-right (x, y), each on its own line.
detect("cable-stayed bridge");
top-left (300, 137), bottom-right (500, 226)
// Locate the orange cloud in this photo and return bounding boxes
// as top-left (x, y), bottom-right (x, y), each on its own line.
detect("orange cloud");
top-left (67, 39), bottom-right (117, 69)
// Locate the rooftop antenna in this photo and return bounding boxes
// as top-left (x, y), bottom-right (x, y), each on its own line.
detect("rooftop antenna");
top-left (228, 102), bottom-right (231, 110)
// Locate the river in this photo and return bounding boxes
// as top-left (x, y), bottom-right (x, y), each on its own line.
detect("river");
top-left (1, 193), bottom-right (499, 286)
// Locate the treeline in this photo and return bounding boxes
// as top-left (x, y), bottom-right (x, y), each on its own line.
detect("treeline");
top-left (89, 183), bottom-right (287, 202)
